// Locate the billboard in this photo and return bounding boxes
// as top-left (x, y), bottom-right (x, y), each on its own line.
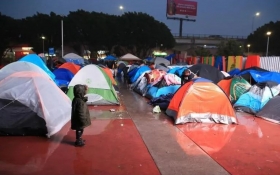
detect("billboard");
top-left (166, 0), bottom-right (197, 21)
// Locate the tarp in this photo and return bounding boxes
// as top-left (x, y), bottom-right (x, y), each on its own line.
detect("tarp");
top-left (18, 54), bottom-right (55, 80)
top-left (238, 70), bottom-right (280, 84)
top-left (166, 78), bottom-right (237, 124)
top-left (67, 65), bottom-right (119, 105)
top-left (0, 71), bottom-right (71, 137)
top-left (144, 69), bottom-right (166, 86)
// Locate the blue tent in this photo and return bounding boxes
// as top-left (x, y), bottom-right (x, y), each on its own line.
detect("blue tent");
top-left (104, 55), bottom-right (117, 61)
top-left (146, 85), bottom-right (180, 99)
top-left (129, 65), bottom-right (151, 83)
top-left (53, 68), bottom-right (74, 86)
top-left (144, 57), bottom-right (153, 62)
top-left (165, 54), bottom-right (175, 61)
top-left (19, 54), bottom-right (55, 80)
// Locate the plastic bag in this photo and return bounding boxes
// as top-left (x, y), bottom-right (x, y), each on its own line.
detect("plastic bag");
top-left (153, 105), bottom-right (161, 113)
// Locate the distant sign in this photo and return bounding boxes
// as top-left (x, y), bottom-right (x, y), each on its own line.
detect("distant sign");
top-left (49, 48), bottom-right (55, 55)
top-left (166, 0), bottom-right (197, 21)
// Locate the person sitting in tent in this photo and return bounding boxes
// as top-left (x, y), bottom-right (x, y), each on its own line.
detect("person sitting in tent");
top-left (71, 84), bottom-right (91, 147)
top-left (181, 69), bottom-right (197, 86)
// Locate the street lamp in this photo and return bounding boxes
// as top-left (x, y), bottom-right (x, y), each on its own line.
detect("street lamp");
top-left (41, 36), bottom-right (46, 55)
top-left (247, 44), bottom-right (250, 55)
top-left (119, 5), bottom-right (124, 15)
top-left (252, 12), bottom-right (260, 33)
top-left (266, 31), bottom-right (271, 57)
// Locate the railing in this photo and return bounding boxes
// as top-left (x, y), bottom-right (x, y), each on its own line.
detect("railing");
top-left (173, 33), bottom-right (247, 39)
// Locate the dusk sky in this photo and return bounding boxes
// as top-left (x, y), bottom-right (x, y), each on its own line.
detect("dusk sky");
top-left (0, 0), bottom-right (279, 37)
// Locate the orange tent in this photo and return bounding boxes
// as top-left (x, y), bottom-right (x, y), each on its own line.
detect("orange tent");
top-left (217, 78), bottom-right (233, 97)
top-left (101, 67), bottom-right (117, 86)
top-left (166, 78), bottom-right (237, 125)
top-left (59, 62), bottom-right (80, 75)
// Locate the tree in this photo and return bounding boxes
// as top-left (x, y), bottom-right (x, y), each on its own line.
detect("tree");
top-left (216, 40), bottom-right (244, 57)
top-left (247, 21), bottom-right (280, 55)
top-left (195, 47), bottom-right (211, 57)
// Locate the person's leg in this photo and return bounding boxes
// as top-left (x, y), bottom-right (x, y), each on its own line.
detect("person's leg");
top-left (75, 129), bottom-right (85, 147)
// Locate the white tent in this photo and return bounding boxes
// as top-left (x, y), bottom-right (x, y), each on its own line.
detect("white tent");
top-left (67, 65), bottom-right (119, 105)
top-left (120, 53), bottom-right (141, 61)
top-left (0, 69), bottom-right (71, 137)
top-left (63, 53), bottom-right (84, 64)
top-left (153, 57), bottom-right (171, 66)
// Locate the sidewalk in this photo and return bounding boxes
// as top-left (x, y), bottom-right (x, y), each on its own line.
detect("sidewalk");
top-left (1, 81), bottom-right (279, 175)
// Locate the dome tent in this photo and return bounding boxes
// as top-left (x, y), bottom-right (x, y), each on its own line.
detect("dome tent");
top-left (0, 69), bottom-right (71, 137)
top-left (18, 54), bottom-right (55, 80)
top-left (67, 65), bottom-right (119, 105)
top-left (166, 78), bottom-right (237, 125)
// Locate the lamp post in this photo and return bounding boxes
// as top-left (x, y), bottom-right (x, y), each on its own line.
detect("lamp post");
top-left (119, 5), bottom-right (124, 15)
top-left (252, 12), bottom-right (260, 33)
top-left (266, 31), bottom-right (271, 57)
top-left (41, 36), bottom-right (45, 55)
top-left (247, 44), bottom-right (250, 55)
top-left (61, 19), bottom-right (64, 57)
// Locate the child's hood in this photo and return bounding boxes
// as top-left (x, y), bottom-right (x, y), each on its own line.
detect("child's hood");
top-left (73, 84), bottom-right (86, 98)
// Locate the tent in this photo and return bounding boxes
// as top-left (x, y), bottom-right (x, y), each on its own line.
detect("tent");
top-left (120, 53), bottom-right (141, 61)
top-left (234, 81), bottom-right (280, 114)
top-left (256, 96), bottom-right (280, 124)
top-left (67, 65), bottom-right (119, 105)
top-left (218, 76), bottom-right (251, 103)
top-left (63, 53), bottom-right (84, 65)
top-left (0, 70), bottom-right (71, 137)
top-left (152, 57), bottom-right (170, 66)
top-left (53, 68), bottom-right (74, 86)
top-left (188, 63), bottom-right (225, 84)
top-left (166, 78), bottom-right (237, 125)
top-left (104, 55), bottom-right (117, 61)
top-left (145, 85), bottom-right (180, 99)
top-left (128, 65), bottom-right (151, 84)
top-left (18, 54), bottom-right (55, 80)
top-left (59, 62), bottom-right (81, 75)
top-left (100, 66), bottom-right (117, 85)
top-left (0, 61), bottom-right (51, 81)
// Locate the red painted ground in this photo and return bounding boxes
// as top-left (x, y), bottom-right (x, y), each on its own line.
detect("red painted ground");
top-left (0, 119), bottom-right (160, 175)
top-left (177, 112), bottom-right (280, 175)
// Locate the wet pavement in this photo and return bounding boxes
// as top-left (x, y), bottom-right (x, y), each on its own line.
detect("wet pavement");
top-left (0, 80), bottom-right (280, 175)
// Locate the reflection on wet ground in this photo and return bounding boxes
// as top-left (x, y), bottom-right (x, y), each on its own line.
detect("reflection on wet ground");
top-left (0, 119), bottom-right (160, 175)
top-left (177, 112), bottom-right (280, 175)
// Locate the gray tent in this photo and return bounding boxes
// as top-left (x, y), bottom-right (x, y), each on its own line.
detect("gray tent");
top-left (256, 96), bottom-right (280, 124)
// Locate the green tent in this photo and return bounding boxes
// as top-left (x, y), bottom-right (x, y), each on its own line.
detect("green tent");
top-left (230, 76), bottom-right (251, 103)
top-left (67, 65), bottom-right (119, 105)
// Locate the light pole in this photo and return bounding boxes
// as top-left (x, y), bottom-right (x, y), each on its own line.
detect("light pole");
top-left (119, 5), bottom-right (124, 15)
top-left (266, 31), bottom-right (271, 57)
top-left (252, 12), bottom-right (260, 33)
top-left (247, 44), bottom-right (250, 55)
top-left (61, 19), bottom-right (64, 57)
top-left (41, 36), bottom-right (45, 55)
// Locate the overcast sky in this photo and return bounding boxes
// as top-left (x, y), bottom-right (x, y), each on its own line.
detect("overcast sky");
top-left (0, 0), bottom-right (279, 37)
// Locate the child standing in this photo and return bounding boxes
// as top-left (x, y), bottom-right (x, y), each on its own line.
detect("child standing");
top-left (71, 84), bottom-right (91, 147)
